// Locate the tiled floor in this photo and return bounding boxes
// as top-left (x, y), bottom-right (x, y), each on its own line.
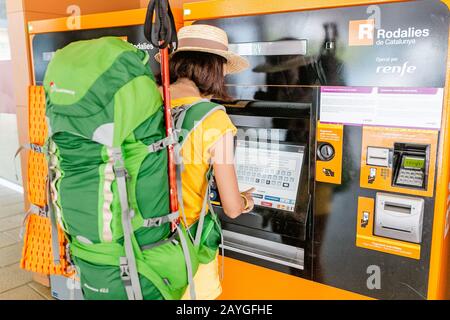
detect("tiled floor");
top-left (0, 185), bottom-right (53, 300)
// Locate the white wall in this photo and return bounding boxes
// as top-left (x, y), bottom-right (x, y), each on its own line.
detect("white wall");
top-left (0, 113), bottom-right (21, 184)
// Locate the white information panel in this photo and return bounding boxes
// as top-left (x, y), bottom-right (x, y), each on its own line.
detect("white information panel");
top-left (235, 141), bottom-right (304, 212)
top-left (320, 87), bottom-right (444, 129)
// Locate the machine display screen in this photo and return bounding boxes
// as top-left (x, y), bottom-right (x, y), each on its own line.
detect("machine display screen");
top-left (235, 140), bottom-right (304, 212)
top-left (402, 156), bottom-right (425, 170)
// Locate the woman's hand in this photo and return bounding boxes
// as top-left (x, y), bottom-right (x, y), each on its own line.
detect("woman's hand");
top-left (211, 132), bottom-right (255, 219)
top-left (241, 188), bottom-right (255, 213)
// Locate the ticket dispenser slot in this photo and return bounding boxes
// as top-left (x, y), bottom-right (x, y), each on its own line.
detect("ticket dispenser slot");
top-left (392, 143), bottom-right (428, 189)
top-left (374, 193), bottom-right (424, 243)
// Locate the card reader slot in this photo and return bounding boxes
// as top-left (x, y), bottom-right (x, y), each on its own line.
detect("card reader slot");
top-left (383, 202), bottom-right (412, 215)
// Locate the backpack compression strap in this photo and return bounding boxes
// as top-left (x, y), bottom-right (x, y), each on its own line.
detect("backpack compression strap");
top-left (112, 148), bottom-right (143, 300)
top-left (206, 173), bottom-right (225, 281)
top-left (193, 166), bottom-right (225, 281)
top-left (45, 139), bottom-right (62, 267)
top-left (14, 143), bottom-right (44, 184)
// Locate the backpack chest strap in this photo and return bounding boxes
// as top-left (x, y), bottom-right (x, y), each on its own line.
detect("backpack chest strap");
top-left (142, 211), bottom-right (180, 228)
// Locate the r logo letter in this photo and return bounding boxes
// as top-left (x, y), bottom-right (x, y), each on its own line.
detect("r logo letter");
top-left (366, 265), bottom-right (381, 290)
top-left (359, 24), bottom-right (374, 41)
top-left (349, 19), bottom-right (375, 46)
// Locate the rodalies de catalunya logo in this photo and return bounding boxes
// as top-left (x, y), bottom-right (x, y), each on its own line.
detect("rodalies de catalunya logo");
top-left (348, 19), bottom-right (430, 46)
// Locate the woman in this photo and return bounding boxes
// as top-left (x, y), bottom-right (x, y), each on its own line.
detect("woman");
top-left (156, 24), bottom-right (255, 299)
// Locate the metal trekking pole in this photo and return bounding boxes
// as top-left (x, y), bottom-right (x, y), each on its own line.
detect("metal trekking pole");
top-left (144, 0), bottom-right (179, 231)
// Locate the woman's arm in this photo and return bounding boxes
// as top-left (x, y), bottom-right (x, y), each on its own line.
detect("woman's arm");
top-left (210, 131), bottom-right (254, 218)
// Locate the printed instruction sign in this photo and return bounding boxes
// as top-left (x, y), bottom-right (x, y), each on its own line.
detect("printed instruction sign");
top-left (320, 86), bottom-right (444, 129)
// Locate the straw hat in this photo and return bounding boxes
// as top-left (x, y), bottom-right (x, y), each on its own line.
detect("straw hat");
top-left (155, 24), bottom-right (249, 74)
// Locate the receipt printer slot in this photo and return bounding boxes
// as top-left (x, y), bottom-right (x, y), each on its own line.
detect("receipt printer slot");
top-left (374, 193), bottom-right (424, 243)
top-left (367, 147), bottom-right (391, 167)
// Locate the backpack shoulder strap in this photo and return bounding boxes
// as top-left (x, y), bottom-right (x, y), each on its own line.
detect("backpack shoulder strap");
top-left (174, 100), bottom-right (226, 148)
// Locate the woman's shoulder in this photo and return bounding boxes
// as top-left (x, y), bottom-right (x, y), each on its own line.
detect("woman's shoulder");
top-left (200, 105), bottom-right (236, 133)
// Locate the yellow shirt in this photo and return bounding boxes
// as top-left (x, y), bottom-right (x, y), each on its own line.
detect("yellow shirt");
top-left (172, 96), bottom-right (237, 226)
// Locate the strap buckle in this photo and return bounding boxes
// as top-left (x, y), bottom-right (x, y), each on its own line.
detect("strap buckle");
top-left (30, 204), bottom-right (49, 218)
top-left (30, 144), bottom-right (44, 153)
top-left (112, 148), bottom-right (127, 176)
top-left (148, 140), bottom-right (166, 153)
top-left (171, 105), bottom-right (188, 119)
top-left (119, 257), bottom-right (132, 284)
top-left (65, 243), bottom-right (73, 266)
top-left (39, 205), bottom-right (49, 218)
top-left (143, 217), bottom-right (162, 228)
top-left (142, 211), bottom-right (179, 228)
top-left (148, 131), bottom-right (180, 153)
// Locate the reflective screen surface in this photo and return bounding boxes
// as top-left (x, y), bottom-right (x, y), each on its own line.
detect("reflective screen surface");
top-left (235, 140), bottom-right (304, 213)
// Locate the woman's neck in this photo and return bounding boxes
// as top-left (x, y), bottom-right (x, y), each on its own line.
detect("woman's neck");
top-left (171, 78), bottom-right (200, 99)
top-left (159, 78), bottom-right (212, 100)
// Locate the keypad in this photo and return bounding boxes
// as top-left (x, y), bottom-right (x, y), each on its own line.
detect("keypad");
top-left (237, 165), bottom-right (295, 189)
top-left (396, 169), bottom-right (424, 187)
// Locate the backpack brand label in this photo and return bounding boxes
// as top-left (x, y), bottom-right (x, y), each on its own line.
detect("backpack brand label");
top-left (50, 82), bottom-right (76, 96)
top-left (83, 283), bottom-right (109, 294)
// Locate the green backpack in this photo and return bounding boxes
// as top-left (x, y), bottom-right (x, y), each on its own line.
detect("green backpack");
top-left (43, 36), bottom-right (224, 300)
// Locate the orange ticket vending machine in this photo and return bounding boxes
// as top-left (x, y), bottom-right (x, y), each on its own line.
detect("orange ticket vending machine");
top-left (184, 0), bottom-right (450, 300)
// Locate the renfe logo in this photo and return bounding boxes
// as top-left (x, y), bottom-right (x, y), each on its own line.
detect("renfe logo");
top-left (376, 61), bottom-right (416, 77)
top-left (349, 19), bottom-right (375, 46)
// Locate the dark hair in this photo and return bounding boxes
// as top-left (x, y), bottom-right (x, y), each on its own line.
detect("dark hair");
top-left (163, 51), bottom-right (230, 101)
